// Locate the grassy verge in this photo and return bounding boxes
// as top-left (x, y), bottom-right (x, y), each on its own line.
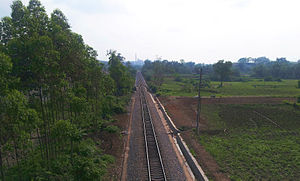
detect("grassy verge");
top-left (157, 74), bottom-right (300, 97)
top-left (197, 104), bottom-right (300, 180)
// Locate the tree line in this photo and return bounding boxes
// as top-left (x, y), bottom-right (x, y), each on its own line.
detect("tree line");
top-left (141, 57), bottom-right (300, 88)
top-left (0, 0), bottom-right (134, 180)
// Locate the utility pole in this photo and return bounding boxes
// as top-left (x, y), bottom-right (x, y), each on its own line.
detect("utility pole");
top-left (196, 68), bottom-right (203, 134)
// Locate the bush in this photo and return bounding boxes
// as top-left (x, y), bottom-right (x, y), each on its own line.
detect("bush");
top-left (174, 76), bottom-right (182, 82)
top-left (231, 76), bottom-right (250, 82)
top-left (181, 83), bottom-right (193, 93)
top-left (173, 73), bottom-right (182, 82)
top-left (104, 125), bottom-right (120, 133)
top-left (293, 103), bottom-right (300, 109)
top-left (283, 100), bottom-right (292, 105)
top-left (149, 84), bottom-right (157, 93)
top-left (112, 103), bottom-right (126, 114)
top-left (298, 80), bottom-right (300, 88)
top-left (72, 139), bottom-right (114, 180)
top-left (202, 79), bottom-right (211, 88)
top-left (283, 99), bottom-right (300, 108)
top-left (264, 76), bottom-right (273, 81)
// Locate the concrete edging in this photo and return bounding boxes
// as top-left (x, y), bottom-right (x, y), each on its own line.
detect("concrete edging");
top-left (155, 97), bottom-right (180, 134)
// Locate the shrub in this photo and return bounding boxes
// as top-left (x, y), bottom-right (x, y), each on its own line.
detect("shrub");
top-left (72, 139), bottom-right (114, 180)
top-left (282, 100), bottom-right (292, 105)
top-left (174, 76), bottom-right (182, 82)
top-left (202, 79), bottom-right (211, 88)
top-left (181, 83), bottom-right (193, 93)
top-left (231, 76), bottom-right (250, 82)
top-left (293, 103), bottom-right (300, 109)
top-left (298, 96), bottom-right (300, 103)
top-left (173, 73), bottom-right (182, 82)
top-left (298, 80), bottom-right (300, 88)
top-left (104, 125), bottom-right (120, 133)
top-left (112, 102), bottom-right (126, 114)
top-left (149, 84), bottom-right (157, 93)
top-left (264, 76), bottom-right (273, 81)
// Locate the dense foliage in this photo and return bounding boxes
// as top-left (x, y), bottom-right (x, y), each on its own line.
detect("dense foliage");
top-left (141, 57), bottom-right (300, 89)
top-left (213, 60), bottom-right (232, 87)
top-left (0, 0), bottom-right (134, 180)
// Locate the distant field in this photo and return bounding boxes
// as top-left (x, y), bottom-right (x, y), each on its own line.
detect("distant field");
top-left (198, 104), bottom-right (300, 180)
top-left (157, 74), bottom-right (300, 97)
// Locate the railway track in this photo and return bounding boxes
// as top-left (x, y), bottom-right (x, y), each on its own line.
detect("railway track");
top-left (137, 72), bottom-right (167, 181)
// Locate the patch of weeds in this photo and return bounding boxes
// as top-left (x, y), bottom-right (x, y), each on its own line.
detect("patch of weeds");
top-left (189, 148), bottom-right (197, 157)
top-left (104, 125), bottom-right (120, 134)
top-left (179, 126), bottom-right (189, 131)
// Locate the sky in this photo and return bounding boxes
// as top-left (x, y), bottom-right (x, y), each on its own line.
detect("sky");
top-left (1, 0), bottom-right (300, 63)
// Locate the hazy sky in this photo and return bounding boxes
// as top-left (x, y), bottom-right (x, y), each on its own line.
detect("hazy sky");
top-left (1, 0), bottom-right (300, 63)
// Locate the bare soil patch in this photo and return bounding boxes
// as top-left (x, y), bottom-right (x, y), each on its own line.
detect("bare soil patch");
top-left (159, 96), bottom-right (295, 130)
top-left (162, 96), bottom-right (296, 105)
top-left (102, 111), bottom-right (130, 180)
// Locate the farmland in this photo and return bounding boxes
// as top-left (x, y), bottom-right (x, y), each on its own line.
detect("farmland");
top-left (157, 74), bottom-right (300, 97)
top-left (160, 96), bottom-right (300, 180)
top-left (199, 104), bottom-right (300, 180)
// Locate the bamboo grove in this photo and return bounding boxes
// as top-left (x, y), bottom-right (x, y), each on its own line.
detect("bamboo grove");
top-left (0, 0), bottom-right (134, 180)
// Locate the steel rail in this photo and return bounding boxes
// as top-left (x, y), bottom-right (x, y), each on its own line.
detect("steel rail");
top-left (138, 74), bottom-right (166, 181)
top-left (140, 89), bottom-right (152, 180)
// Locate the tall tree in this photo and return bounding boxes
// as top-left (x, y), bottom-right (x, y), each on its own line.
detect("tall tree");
top-left (213, 60), bottom-right (232, 87)
top-left (108, 50), bottom-right (133, 96)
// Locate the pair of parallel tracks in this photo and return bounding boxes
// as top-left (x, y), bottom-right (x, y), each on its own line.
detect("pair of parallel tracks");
top-left (137, 73), bottom-right (166, 181)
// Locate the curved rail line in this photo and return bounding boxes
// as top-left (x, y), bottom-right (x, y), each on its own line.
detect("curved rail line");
top-left (137, 72), bottom-right (167, 181)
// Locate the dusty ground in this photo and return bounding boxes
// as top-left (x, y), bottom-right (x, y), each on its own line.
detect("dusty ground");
top-left (159, 96), bottom-right (296, 181)
top-left (101, 101), bottom-right (132, 181)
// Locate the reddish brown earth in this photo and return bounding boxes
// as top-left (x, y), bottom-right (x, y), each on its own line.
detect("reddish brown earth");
top-left (98, 107), bottom-right (131, 180)
top-left (105, 113), bottom-right (129, 180)
top-left (160, 96), bottom-right (296, 129)
top-left (168, 96), bottom-right (296, 105)
top-left (159, 96), bottom-right (295, 181)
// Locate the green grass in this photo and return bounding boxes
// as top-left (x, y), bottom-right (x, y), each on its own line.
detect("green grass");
top-left (197, 104), bottom-right (300, 180)
top-left (157, 74), bottom-right (300, 97)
